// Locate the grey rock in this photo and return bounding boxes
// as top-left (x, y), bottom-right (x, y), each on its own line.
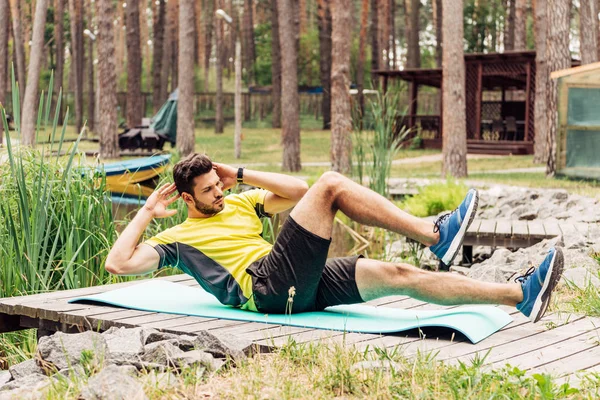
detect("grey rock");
top-left (173, 349), bottom-right (224, 372)
top-left (142, 330), bottom-right (179, 345)
top-left (103, 327), bottom-right (145, 360)
top-left (8, 359), bottom-right (44, 380)
top-left (518, 211), bottom-right (538, 221)
top-left (37, 331), bottom-right (108, 371)
top-left (141, 341), bottom-right (185, 367)
top-left (80, 365), bottom-right (148, 400)
top-left (449, 266), bottom-right (471, 276)
top-left (0, 387), bottom-right (47, 400)
top-left (350, 360), bottom-right (403, 374)
top-left (562, 267), bottom-right (600, 288)
top-left (0, 372), bottom-right (10, 387)
top-left (0, 374), bottom-right (49, 393)
top-left (58, 365), bottom-right (87, 379)
top-left (192, 330), bottom-right (254, 361)
top-left (142, 371), bottom-right (180, 391)
top-left (551, 190), bottom-right (569, 201)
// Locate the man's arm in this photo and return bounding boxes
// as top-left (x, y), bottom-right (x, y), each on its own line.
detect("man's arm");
top-left (105, 183), bottom-right (180, 275)
top-left (213, 163), bottom-right (309, 214)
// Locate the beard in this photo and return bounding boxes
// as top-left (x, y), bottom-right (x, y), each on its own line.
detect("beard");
top-left (192, 196), bottom-right (225, 215)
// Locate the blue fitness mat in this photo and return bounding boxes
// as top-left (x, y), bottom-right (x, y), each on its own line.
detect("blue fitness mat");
top-left (70, 280), bottom-right (513, 344)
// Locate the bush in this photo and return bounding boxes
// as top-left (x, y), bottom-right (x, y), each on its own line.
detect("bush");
top-left (400, 180), bottom-right (469, 217)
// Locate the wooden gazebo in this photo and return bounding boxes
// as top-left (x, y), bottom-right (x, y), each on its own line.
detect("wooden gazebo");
top-left (374, 51), bottom-right (537, 155)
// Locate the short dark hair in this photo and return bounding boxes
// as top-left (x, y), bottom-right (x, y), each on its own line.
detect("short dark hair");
top-left (173, 153), bottom-right (213, 195)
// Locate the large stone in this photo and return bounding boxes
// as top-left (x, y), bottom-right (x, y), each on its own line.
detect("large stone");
top-left (141, 329), bottom-right (178, 346)
top-left (141, 341), bottom-right (185, 367)
top-left (37, 331), bottom-right (108, 371)
top-left (142, 371), bottom-right (180, 391)
top-left (0, 374), bottom-right (50, 393)
top-left (192, 331), bottom-right (254, 361)
top-left (8, 359), bottom-right (44, 380)
top-left (173, 350), bottom-right (224, 372)
top-left (103, 327), bottom-right (145, 362)
top-left (0, 387), bottom-right (47, 400)
top-left (80, 365), bottom-right (147, 400)
top-left (562, 267), bottom-right (600, 288)
top-left (0, 372), bottom-right (10, 387)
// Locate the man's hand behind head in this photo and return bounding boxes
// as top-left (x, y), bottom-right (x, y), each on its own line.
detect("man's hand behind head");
top-left (143, 183), bottom-right (181, 218)
top-left (212, 162), bottom-right (237, 191)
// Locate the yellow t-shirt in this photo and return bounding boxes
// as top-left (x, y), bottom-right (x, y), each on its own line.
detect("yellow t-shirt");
top-left (145, 189), bottom-right (273, 311)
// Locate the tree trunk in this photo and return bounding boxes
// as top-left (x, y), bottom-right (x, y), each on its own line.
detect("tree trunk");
top-left (9, 0), bottom-right (26, 100)
top-left (505, 0), bottom-right (515, 50)
top-left (545, 0), bottom-right (571, 176)
top-left (390, 0), bottom-right (396, 68)
top-left (514, 0), bottom-right (527, 49)
top-left (580, 0), bottom-right (598, 64)
top-left (441, 0), bottom-right (468, 178)
top-left (152, 0), bottom-right (166, 113)
top-left (317, 0), bottom-right (332, 129)
top-left (0, 0), bottom-right (8, 144)
top-left (357, 0), bottom-right (369, 119)
top-left (270, 0), bottom-right (282, 128)
top-left (195, 0), bottom-right (203, 70)
top-left (331, 0), bottom-right (352, 175)
top-left (54, 0), bottom-right (65, 124)
top-left (160, 0), bottom-right (172, 102)
top-left (215, 2), bottom-right (224, 134)
top-left (68, 0), bottom-right (84, 133)
top-left (278, 0), bottom-right (301, 171)
top-left (85, 1), bottom-right (94, 132)
top-left (177, 0), bottom-right (195, 156)
top-left (97, 0), bottom-right (119, 159)
top-left (203, 0), bottom-right (213, 92)
top-left (126, 0), bottom-right (143, 127)
top-left (432, 0), bottom-right (442, 67)
top-left (170, 0), bottom-right (179, 90)
top-left (533, 0), bottom-right (548, 163)
top-left (243, 0), bottom-right (256, 83)
top-left (405, 0), bottom-right (420, 68)
top-left (21, 0), bottom-right (49, 145)
top-left (370, 0), bottom-right (379, 72)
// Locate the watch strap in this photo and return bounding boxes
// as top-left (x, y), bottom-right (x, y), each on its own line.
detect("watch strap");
top-left (237, 167), bottom-right (244, 184)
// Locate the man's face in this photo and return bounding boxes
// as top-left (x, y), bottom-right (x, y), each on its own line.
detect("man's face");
top-left (187, 170), bottom-right (225, 216)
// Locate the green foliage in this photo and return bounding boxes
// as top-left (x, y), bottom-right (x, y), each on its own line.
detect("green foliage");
top-left (352, 92), bottom-right (409, 198)
top-left (0, 71), bottom-right (122, 298)
top-left (400, 180), bottom-right (469, 217)
top-left (565, 270), bottom-right (600, 317)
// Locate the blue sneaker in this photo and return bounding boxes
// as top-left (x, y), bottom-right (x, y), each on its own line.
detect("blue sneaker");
top-left (516, 247), bottom-right (564, 323)
top-left (429, 188), bottom-right (479, 266)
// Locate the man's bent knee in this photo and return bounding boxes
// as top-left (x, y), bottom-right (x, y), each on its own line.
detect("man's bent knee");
top-left (314, 171), bottom-right (346, 198)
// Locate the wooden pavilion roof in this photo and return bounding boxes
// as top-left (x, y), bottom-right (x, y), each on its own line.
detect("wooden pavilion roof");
top-left (373, 51), bottom-right (537, 90)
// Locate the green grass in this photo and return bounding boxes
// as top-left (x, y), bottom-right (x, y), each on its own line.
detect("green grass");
top-left (25, 339), bottom-right (600, 399)
top-left (400, 180), bottom-right (469, 217)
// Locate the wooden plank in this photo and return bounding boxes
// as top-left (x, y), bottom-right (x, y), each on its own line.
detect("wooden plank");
top-left (531, 340), bottom-right (600, 377)
top-left (558, 223), bottom-right (577, 235)
top-left (495, 220), bottom-right (512, 237)
top-left (542, 221), bottom-right (562, 237)
top-left (527, 221), bottom-right (547, 240)
top-left (0, 274), bottom-right (193, 312)
top-left (466, 220), bottom-right (481, 235)
top-left (489, 329), bottom-right (599, 371)
top-left (511, 220), bottom-right (529, 239)
top-left (477, 316), bottom-right (596, 366)
top-left (477, 220), bottom-right (497, 238)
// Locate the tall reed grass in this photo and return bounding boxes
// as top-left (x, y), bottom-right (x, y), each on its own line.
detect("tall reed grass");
top-left (0, 72), bottom-right (118, 298)
top-left (352, 92), bottom-right (409, 198)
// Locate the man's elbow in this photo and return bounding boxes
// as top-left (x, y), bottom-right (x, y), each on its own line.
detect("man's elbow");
top-left (104, 259), bottom-right (124, 275)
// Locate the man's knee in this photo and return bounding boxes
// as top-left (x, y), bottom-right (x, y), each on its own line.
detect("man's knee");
top-left (315, 171), bottom-right (346, 197)
top-left (386, 262), bottom-right (425, 287)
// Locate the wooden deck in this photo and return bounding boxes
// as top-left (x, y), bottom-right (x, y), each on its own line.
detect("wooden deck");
top-left (1, 274), bottom-right (599, 384)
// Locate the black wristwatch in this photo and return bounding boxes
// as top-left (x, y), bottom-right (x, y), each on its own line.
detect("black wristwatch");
top-left (237, 167), bottom-right (244, 184)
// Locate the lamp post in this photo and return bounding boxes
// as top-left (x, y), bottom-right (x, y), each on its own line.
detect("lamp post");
top-left (83, 28), bottom-right (96, 135)
top-left (216, 6), bottom-right (243, 159)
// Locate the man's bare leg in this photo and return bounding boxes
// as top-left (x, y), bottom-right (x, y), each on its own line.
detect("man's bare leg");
top-left (289, 171), bottom-right (438, 245)
top-left (355, 258), bottom-right (523, 306)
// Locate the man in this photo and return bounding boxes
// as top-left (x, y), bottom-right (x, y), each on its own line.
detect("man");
top-left (106, 153), bottom-right (564, 323)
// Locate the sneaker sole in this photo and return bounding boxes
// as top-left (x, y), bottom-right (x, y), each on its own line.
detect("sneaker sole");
top-left (441, 189), bottom-right (479, 266)
top-left (529, 247), bottom-right (564, 323)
